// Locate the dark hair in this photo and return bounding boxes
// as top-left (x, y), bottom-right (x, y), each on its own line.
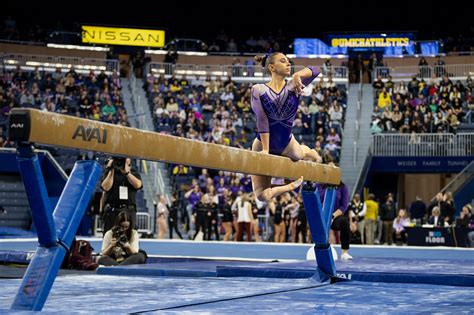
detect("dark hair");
top-left (114, 211), bottom-right (134, 242)
top-left (254, 52), bottom-right (281, 69)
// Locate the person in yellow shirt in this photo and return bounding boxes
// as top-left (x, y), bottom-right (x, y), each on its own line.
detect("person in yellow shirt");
top-left (364, 194), bottom-right (379, 245)
top-left (377, 88), bottom-right (392, 111)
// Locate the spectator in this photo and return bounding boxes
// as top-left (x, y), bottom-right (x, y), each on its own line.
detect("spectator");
top-left (434, 56), bottom-right (446, 77)
top-left (221, 194), bottom-right (235, 241)
top-left (322, 59), bottom-right (332, 77)
top-left (164, 47), bottom-right (178, 64)
top-left (349, 193), bottom-right (366, 244)
top-left (393, 209), bottom-right (410, 245)
top-left (380, 194), bottom-right (397, 245)
top-left (364, 194), bottom-right (378, 245)
top-left (409, 195), bottom-right (427, 224)
top-left (418, 57), bottom-right (430, 78)
top-left (377, 88), bottom-right (392, 111)
top-left (444, 192), bottom-right (456, 224)
top-left (456, 204), bottom-right (473, 228)
top-left (427, 192), bottom-right (455, 225)
top-left (184, 185), bottom-right (202, 233)
top-left (236, 193), bottom-right (252, 242)
top-left (428, 206), bottom-right (447, 227)
top-left (226, 38), bottom-right (238, 52)
top-left (168, 193), bottom-right (183, 239)
top-left (372, 75), bottom-right (385, 94)
top-left (269, 197), bottom-right (285, 243)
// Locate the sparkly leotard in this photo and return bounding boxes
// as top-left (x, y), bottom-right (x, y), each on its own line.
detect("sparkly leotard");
top-left (251, 67), bottom-right (320, 155)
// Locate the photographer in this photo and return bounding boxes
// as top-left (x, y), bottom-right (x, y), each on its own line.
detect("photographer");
top-left (98, 211), bottom-right (146, 266)
top-left (101, 157), bottom-right (142, 234)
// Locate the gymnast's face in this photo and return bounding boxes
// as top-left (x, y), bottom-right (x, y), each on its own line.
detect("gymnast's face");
top-left (269, 53), bottom-right (291, 77)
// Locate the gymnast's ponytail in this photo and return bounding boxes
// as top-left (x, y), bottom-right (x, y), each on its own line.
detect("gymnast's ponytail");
top-left (254, 54), bottom-right (267, 68)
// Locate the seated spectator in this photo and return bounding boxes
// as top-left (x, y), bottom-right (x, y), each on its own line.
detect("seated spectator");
top-left (326, 128), bottom-right (341, 145)
top-left (394, 81), bottom-right (408, 96)
top-left (372, 75), bottom-right (384, 94)
top-left (377, 88), bottom-right (392, 111)
top-left (393, 208), bottom-right (410, 245)
top-left (324, 139), bottom-right (340, 162)
top-left (456, 204), bottom-right (473, 228)
top-left (428, 206), bottom-right (447, 227)
top-left (98, 211), bottom-right (146, 266)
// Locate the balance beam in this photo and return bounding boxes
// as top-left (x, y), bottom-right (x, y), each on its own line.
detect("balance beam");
top-left (8, 108), bottom-right (340, 184)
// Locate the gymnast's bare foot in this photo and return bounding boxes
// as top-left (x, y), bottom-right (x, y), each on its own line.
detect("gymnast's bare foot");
top-left (289, 176), bottom-right (304, 190)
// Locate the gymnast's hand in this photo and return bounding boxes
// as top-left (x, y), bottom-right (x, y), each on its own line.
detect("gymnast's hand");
top-left (260, 149), bottom-right (269, 155)
top-left (292, 73), bottom-right (304, 96)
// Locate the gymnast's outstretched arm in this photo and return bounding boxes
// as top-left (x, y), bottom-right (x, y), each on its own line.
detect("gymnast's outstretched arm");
top-left (291, 66), bottom-right (321, 94)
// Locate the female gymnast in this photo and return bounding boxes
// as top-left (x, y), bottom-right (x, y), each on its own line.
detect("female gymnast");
top-left (251, 51), bottom-right (322, 202)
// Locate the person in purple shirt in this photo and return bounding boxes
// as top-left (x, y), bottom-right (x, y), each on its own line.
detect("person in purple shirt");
top-left (251, 51), bottom-right (322, 202)
top-left (215, 177), bottom-right (228, 205)
top-left (240, 175), bottom-right (253, 193)
top-left (184, 185), bottom-right (202, 235)
top-left (316, 165), bottom-right (352, 260)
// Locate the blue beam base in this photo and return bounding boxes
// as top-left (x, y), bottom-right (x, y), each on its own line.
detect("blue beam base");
top-left (302, 185), bottom-right (337, 281)
top-left (17, 145), bottom-right (56, 247)
top-left (11, 160), bottom-right (102, 311)
top-left (11, 245), bottom-right (66, 311)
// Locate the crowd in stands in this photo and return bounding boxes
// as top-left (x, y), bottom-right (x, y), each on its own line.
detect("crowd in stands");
top-left (371, 74), bottom-right (474, 134)
top-left (0, 65), bottom-right (128, 155)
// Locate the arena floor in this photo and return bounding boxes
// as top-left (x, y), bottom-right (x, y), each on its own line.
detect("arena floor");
top-left (1, 239), bottom-right (474, 313)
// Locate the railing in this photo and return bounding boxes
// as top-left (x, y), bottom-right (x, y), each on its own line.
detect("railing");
top-left (375, 64), bottom-right (474, 81)
top-left (146, 62), bottom-right (348, 80)
top-left (2, 53), bottom-right (119, 73)
top-left (351, 150), bottom-right (373, 198)
top-left (128, 67), bottom-right (169, 222)
top-left (433, 161), bottom-right (474, 202)
top-left (372, 133), bottom-right (474, 157)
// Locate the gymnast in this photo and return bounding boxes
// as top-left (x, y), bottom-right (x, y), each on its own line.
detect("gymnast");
top-left (251, 51), bottom-right (322, 202)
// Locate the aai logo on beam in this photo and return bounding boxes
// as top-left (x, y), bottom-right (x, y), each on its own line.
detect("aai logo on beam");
top-left (72, 125), bottom-right (107, 144)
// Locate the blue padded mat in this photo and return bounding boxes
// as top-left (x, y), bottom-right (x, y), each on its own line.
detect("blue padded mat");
top-left (0, 250), bottom-right (32, 264)
top-left (97, 258), bottom-right (277, 277)
top-left (217, 257), bottom-right (474, 286)
top-left (97, 256), bottom-right (474, 287)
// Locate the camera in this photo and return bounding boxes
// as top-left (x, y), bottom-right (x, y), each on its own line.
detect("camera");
top-left (112, 157), bottom-right (126, 171)
top-left (111, 226), bottom-right (128, 246)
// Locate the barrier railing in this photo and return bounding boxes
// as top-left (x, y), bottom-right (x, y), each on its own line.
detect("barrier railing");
top-left (375, 64), bottom-right (474, 81)
top-left (146, 62), bottom-right (348, 80)
top-left (372, 133), bottom-right (474, 157)
top-left (94, 212), bottom-right (152, 236)
top-left (2, 53), bottom-right (119, 73)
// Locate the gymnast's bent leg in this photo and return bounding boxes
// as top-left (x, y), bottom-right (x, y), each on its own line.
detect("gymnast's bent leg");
top-left (281, 135), bottom-right (322, 163)
top-left (251, 139), bottom-right (303, 202)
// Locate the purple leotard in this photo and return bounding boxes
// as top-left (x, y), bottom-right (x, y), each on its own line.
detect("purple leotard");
top-left (251, 67), bottom-right (320, 155)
